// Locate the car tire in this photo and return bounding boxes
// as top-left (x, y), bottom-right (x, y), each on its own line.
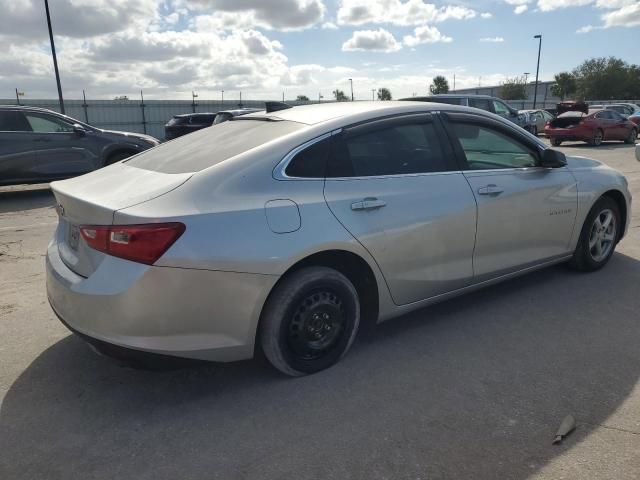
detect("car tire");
top-left (568, 196), bottom-right (620, 272)
top-left (588, 129), bottom-right (604, 146)
top-left (260, 267), bottom-right (360, 376)
top-left (106, 151), bottom-right (135, 165)
top-left (624, 129), bottom-right (637, 144)
top-left (550, 137), bottom-right (562, 147)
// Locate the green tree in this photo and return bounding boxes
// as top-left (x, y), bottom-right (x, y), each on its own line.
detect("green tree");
top-left (429, 76), bottom-right (449, 95)
top-left (377, 87), bottom-right (392, 100)
top-left (550, 72), bottom-right (577, 100)
top-left (499, 75), bottom-right (527, 100)
top-left (573, 57), bottom-right (640, 99)
top-left (333, 89), bottom-right (348, 101)
top-left (296, 95), bottom-right (310, 101)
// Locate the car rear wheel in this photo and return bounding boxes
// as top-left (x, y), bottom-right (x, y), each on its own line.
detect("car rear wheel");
top-left (624, 129), bottom-right (637, 144)
top-left (588, 129), bottom-right (604, 146)
top-left (550, 137), bottom-right (562, 147)
top-left (568, 196), bottom-right (620, 272)
top-left (260, 267), bottom-right (360, 376)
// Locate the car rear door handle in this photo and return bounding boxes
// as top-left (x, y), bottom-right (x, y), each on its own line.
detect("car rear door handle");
top-left (477, 184), bottom-right (504, 196)
top-left (351, 197), bottom-right (387, 211)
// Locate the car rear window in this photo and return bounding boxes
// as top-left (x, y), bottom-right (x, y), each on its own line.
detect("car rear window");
top-left (0, 111), bottom-right (32, 131)
top-left (126, 119), bottom-right (304, 174)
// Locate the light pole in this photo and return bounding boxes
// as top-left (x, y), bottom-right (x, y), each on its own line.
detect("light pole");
top-left (523, 72), bottom-right (530, 84)
top-left (372, 89), bottom-right (376, 101)
top-left (533, 34), bottom-right (542, 108)
top-left (191, 91), bottom-right (198, 113)
top-left (221, 90), bottom-right (224, 104)
top-left (44, 0), bottom-right (65, 114)
top-left (348, 78), bottom-right (354, 101)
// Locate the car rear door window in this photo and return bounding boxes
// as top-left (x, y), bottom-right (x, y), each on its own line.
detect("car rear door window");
top-left (285, 137), bottom-right (330, 178)
top-left (468, 98), bottom-right (491, 112)
top-left (0, 111), bottom-right (32, 131)
top-left (451, 122), bottom-right (538, 170)
top-left (328, 120), bottom-right (448, 177)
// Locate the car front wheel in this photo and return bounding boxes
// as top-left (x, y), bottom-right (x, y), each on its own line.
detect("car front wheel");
top-left (624, 129), bottom-right (637, 144)
top-left (260, 267), bottom-right (360, 376)
top-left (569, 196), bottom-right (620, 271)
top-left (550, 137), bottom-right (562, 147)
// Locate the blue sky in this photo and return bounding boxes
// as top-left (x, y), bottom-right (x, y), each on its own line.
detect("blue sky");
top-left (0, 0), bottom-right (638, 100)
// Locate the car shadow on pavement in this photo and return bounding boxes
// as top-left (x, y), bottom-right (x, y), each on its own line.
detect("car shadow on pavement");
top-left (2, 253), bottom-right (640, 479)
top-left (0, 185), bottom-right (55, 214)
top-left (558, 142), bottom-right (636, 151)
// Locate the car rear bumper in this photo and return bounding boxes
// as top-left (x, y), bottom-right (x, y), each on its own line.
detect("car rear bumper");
top-left (46, 237), bottom-right (278, 362)
top-left (545, 127), bottom-right (591, 141)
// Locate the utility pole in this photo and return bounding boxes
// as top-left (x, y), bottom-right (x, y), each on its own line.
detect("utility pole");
top-left (191, 91), bottom-right (198, 113)
top-left (239, 91), bottom-right (243, 107)
top-left (44, 0), bottom-right (65, 114)
top-left (453, 74), bottom-right (456, 92)
top-left (15, 88), bottom-right (22, 105)
top-left (221, 90), bottom-right (224, 104)
top-left (348, 78), bottom-right (354, 101)
top-left (372, 89), bottom-right (376, 101)
top-left (533, 34), bottom-right (542, 108)
top-left (282, 91), bottom-right (285, 102)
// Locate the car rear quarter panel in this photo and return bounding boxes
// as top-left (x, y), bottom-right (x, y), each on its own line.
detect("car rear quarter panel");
top-left (566, 158), bottom-right (631, 247)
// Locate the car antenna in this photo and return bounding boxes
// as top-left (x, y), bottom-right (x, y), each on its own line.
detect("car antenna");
top-left (265, 101), bottom-right (293, 113)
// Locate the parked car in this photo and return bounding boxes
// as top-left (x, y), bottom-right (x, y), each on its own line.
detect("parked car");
top-left (47, 101), bottom-right (631, 376)
top-left (403, 94), bottom-right (529, 129)
top-left (0, 105), bottom-right (159, 186)
top-left (520, 109), bottom-right (555, 136)
top-left (590, 104), bottom-right (637, 118)
top-left (212, 108), bottom-right (262, 125)
top-left (545, 108), bottom-right (638, 146)
top-left (629, 110), bottom-right (640, 127)
top-left (164, 113), bottom-right (216, 140)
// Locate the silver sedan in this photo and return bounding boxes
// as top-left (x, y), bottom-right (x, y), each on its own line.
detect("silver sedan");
top-left (46, 101), bottom-right (632, 376)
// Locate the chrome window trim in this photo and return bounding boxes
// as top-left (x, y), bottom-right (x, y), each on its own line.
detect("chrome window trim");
top-left (273, 130), bottom-right (339, 181)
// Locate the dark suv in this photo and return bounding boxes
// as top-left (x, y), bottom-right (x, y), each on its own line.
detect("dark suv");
top-left (403, 94), bottom-right (528, 129)
top-left (164, 113), bottom-right (217, 140)
top-left (0, 106), bottom-right (159, 186)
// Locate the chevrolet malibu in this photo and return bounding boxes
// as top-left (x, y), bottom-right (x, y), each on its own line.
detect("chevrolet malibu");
top-left (47, 102), bottom-right (631, 376)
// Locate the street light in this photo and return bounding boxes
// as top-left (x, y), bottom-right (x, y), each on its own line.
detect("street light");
top-left (372, 88), bottom-right (376, 101)
top-left (44, 0), bottom-right (65, 114)
top-left (348, 78), bottom-right (354, 101)
top-left (533, 34), bottom-right (542, 108)
top-left (523, 72), bottom-right (530, 84)
top-left (221, 90), bottom-right (224, 104)
top-left (191, 91), bottom-right (198, 113)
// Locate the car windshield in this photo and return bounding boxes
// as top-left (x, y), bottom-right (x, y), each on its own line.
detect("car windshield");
top-left (126, 118), bottom-right (304, 174)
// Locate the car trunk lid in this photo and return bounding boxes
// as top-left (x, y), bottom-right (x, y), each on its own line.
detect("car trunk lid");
top-left (51, 163), bottom-right (192, 277)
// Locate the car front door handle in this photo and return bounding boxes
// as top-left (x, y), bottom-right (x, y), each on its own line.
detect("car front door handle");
top-left (477, 184), bottom-right (504, 196)
top-left (351, 197), bottom-right (387, 211)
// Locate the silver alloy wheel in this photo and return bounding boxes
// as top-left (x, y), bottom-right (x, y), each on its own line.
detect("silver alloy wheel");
top-left (593, 130), bottom-right (603, 146)
top-left (588, 208), bottom-right (616, 262)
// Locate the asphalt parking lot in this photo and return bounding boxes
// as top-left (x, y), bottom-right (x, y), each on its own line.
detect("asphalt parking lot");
top-left (1, 140), bottom-right (640, 480)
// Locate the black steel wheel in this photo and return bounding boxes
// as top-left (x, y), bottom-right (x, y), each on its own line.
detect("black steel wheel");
top-left (260, 267), bottom-right (360, 376)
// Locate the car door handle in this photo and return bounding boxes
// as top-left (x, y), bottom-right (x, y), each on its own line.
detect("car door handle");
top-left (477, 184), bottom-right (504, 196)
top-left (351, 198), bottom-right (387, 211)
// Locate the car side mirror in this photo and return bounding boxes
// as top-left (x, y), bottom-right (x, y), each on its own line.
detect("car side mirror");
top-left (73, 124), bottom-right (86, 135)
top-left (540, 149), bottom-right (567, 168)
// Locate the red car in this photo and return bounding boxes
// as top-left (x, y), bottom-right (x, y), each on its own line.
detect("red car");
top-left (545, 108), bottom-right (638, 147)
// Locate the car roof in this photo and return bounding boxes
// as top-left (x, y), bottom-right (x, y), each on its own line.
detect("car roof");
top-left (0, 105), bottom-right (60, 114)
top-left (218, 108), bottom-right (263, 116)
top-left (406, 94), bottom-right (496, 100)
top-left (241, 100), bottom-right (495, 126)
top-left (174, 112), bottom-right (216, 118)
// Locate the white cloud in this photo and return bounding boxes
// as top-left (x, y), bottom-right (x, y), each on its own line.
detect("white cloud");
top-left (514, 5), bottom-right (528, 14)
top-left (480, 37), bottom-right (505, 42)
top-left (337, 0), bottom-right (476, 26)
top-left (321, 22), bottom-right (338, 29)
top-left (576, 24), bottom-right (595, 33)
top-left (342, 28), bottom-right (402, 52)
top-left (601, 3), bottom-right (640, 28)
top-left (480, 12), bottom-right (493, 18)
top-left (537, 0), bottom-right (592, 11)
top-left (189, 0), bottom-right (325, 30)
top-left (403, 26), bottom-right (453, 46)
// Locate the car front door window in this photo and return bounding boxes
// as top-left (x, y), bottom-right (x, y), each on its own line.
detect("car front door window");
top-left (452, 122), bottom-right (538, 170)
top-left (25, 114), bottom-right (74, 133)
top-left (493, 101), bottom-right (511, 116)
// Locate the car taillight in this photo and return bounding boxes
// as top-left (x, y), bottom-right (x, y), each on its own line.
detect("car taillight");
top-left (80, 223), bottom-right (185, 265)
